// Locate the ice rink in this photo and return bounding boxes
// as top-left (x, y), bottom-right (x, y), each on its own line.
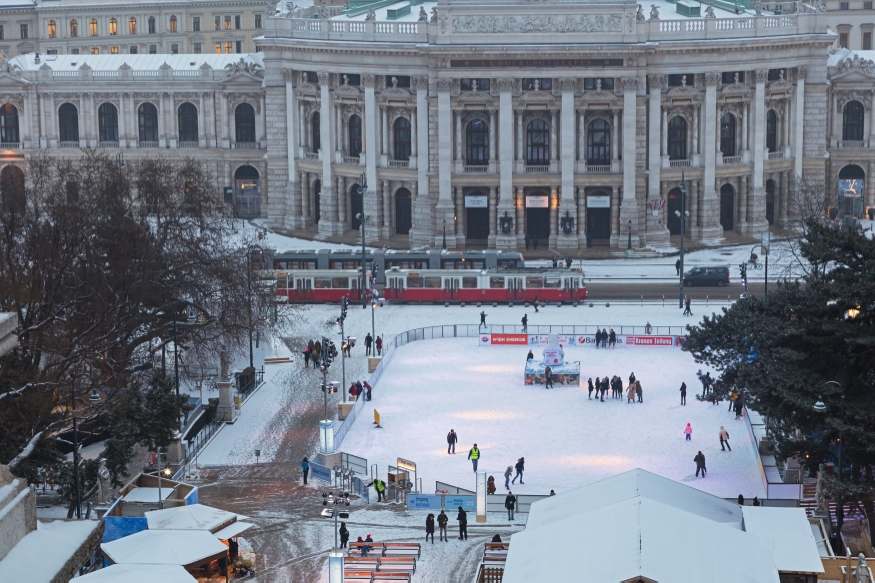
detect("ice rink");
top-left (342, 337), bottom-right (766, 500)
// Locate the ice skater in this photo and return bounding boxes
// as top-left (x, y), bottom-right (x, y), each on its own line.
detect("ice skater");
top-left (544, 366), bottom-right (553, 389)
top-left (468, 444), bottom-right (480, 472)
top-left (680, 382), bottom-right (687, 405)
top-left (511, 457), bottom-right (525, 484)
top-left (595, 329), bottom-right (601, 349)
top-left (375, 335), bottom-right (383, 356)
top-left (533, 295), bottom-right (540, 313)
top-left (675, 258), bottom-right (681, 276)
top-left (505, 492), bottom-right (516, 521)
top-left (437, 510), bottom-right (448, 541)
top-left (588, 378), bottom-right (594, 399)
top-left (479, 311), bottom-right (487, 330)
top-left (609, 329), bottom-right (617, 347)
top-left (694, 451), bottom-right (707, 477)
top-left (636, 380), bottom-right (643, 403)
top-left (504, 466), bottom-right (513, 489)
top-left (521, 314), bottom-right (528, 332)
top-left (626, 381), bottom-right (636, 403)
top-left (720, 426), bottom-right (731, 451)
top-left (600, 328), bottom-right (608, 347)
top-left (447, 429), bottom-right (458, 454)
top-left (683, 295), bottom-right (693, 316)
top-left (526, 349), bottom-right (534, 361)
top-left (684, 423), bottom-right (692, 441)
top-left (425, 513), bottom-right (435, 544)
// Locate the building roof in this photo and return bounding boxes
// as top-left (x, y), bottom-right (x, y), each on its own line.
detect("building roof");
top-left (145, 503), bottom-right (241, 533)
top-left (101, 529), bottom-right (228, 566)
top-left (742, 507), bottom-right (825, 574)
top-left (122, 487), bottom-right (175, 504)
top-left (0, 0), bottom-right (34, 8)
top-left (76, 563), bottom-right (196, 583)
top-left (8, 52), bottom-right (264, 73)
top-left (0, 519), bottom-right (101, 583)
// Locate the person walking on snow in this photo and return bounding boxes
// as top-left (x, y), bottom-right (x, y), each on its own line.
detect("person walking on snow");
top-left (437, 510), bottom-right (448, 541)
top-left (504, 466), bottom-right (513, 489)
top-left (728, 389), bottom-right (738, 411)
top-left (676, 258), bottom-right (681, 276)
top-left (544, 366), bottom-right (554, 389)
top-left (684, 423), bottom-right (693, 441)
top-left (526, 349), bottom-right (534, 361)
top-left (364, 333), bottom-right (373, 356)
top-left (629, 372), bottom-right (636, 385)
top-left (339, 522), bottom-right (349, 548)
top-left (680, 382), bottom-right (687, 406)
top-left (468, 444), bottom-right (480, 472)
top-left (636, 380), bottom-right (643, 403)
top-left (479, 311), bottom-right (487, 330)
top-left (601, 328), bottom-right (608, 348)
top-left (734, 397), bottom-right (744, 419)
top-left (425, 514), bottom-right (435, 544)
top-left (533, 296), bottom-right (540, 313)
top-left (594, 329), bottom-right (602, 349)
top-left (302, 457), bottom-right (309, 485)
top-left (720, 426), bottom-right (731, 451)
top-left (588, 378), bottom-right (595, 399)
top-left (370, 478), bottom-right (386, 502)
top-left (303, 344), bottom-right (311, 368)
top-left (375, 335), bottom-right (383, 356)
top-left (684, 295), bottom-right (693, 316)
top-left (505, 492), bottom-right (517, 521)
top-left (521, 314), bottom-right (528, 332)
top-left (609, 329), bottom-right (617, 348)
top-left (627, 382), bottom-right (636, 403)
top-left (363, 380), bottom-right (372, 401)
top-left (457, 506), bottom-right (468, 540)
top-left (694, 451), bottom-right (707, 477)
top-left (447, 429), bottom-right (458, 454)
top-left (511, 457), bottom-right (525, 484)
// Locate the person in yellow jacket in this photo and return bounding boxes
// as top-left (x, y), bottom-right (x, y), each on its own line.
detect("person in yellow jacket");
top-left (370, 478), bottom-right (386, 502)
top-left (728, 389), bottom-right (739, 412)
top-left (468, 444), bottom-right (480, 472)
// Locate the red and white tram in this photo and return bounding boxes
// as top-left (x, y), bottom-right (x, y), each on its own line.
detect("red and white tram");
top-left (275, 268), bottom-right (587, 304)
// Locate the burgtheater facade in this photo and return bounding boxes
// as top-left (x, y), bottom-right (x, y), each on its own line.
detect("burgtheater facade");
top-left (257, 0), bottom-right (842, 249)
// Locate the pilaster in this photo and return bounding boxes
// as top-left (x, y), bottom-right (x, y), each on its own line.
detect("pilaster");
top-left (698, 73), bottom-right (723, 241)
top-left (557, 78), bottom-right (578, 250)
top-left (496, 78), bottom-right (517, 249)
top-left (436, 78), bottom-right (458, 248)
top-left (410, 76), bottom-right (432, 247)
top-left (316, 71), bottom-right (343, 237)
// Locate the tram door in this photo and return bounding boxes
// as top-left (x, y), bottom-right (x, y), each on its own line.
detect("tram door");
top-left (508, 277), bottom-right (523, 300)
top-left (387, 277), bottom-right (404, 300)
top-left (296, 278), bottom-right (311, 301)
top-left (443, 278), bottom-right (459, 301)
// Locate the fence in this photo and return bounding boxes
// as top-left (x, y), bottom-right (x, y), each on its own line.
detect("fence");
top-left (341, 451), bottom-right (368, 477)
top-left (186, 417), bottom-right (221, 463)
top-left (435, 481), bottom-right (475, 496)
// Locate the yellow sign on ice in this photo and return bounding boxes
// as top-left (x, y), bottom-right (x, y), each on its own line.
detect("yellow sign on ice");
top-left (373, 409), bottom-right (382, 428)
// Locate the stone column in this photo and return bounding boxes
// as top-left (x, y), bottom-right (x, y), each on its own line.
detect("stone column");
top-left (316, 72), bottom-right (341, 236)
top-left (77, 97), bottom-right (85, 148)
top-left (783, 99), bottom-right (791, 149)
top-left (514, 187), bottom-right (525, 247)
top-left (611, 110), bottom-right (619, 163)
top-left (794, 67), bottom-right (806, 181)
top-left (455, 110), bottom-right (462, 163)
top-left (220, 92), bottom-right (229, 148)
top-left (256, 95), bottom-right (266, 149)
top-left (409, 106), bottom-right (417, 162)
top-left (692, 106), bottom-right (699, 160)
top-left (779, 170), bottom-right (790, 226)
top-left (437, 78), bottom-right (457, 247)
top-left (741, 103), bottom-right (748, 161)
top-left (301, 171), bottom-right (310, 223)
top-left (129, 93), bottom-right (137, 148)
top-left (550, 109), bottom-right (558, 162)
top-left (488, 110), bottom-right (496, 164)
top-left (648, 75), bottom-right (667, 247)
top-left (699, 73), bottom-right (723, 240)
top-left (739, 175), bottom-right (748, 226)
top-left (38, 93), bottom-right (47, 148)
top-left (496, 78), bottom-right (516, 249)
top-left (338, 176), bottom-right (347, 228)
top-left (363, 74), bottom-right (382, 241)
top-left (454, 187), bottom-right (465, 240)
top-left (381, 107), bottom-right (388, 156)
top-left (411, 76), bottom-right (431, 246)
top-left (690, 180), bottom-right (699, 233)
top-left (557, 78), bottom-right (578, 249)
top-left (661, 109), bottom-right (668, 157)
top-left (616, 78), bottom-right (639, 248)
top-left (744, 69), bottom-right (769, 235)
top-left (516, 111), bottom-right (523, 165)
top-left (489, 185), bottom-right (497, 244)
top-left (549, 185), bottom-right (559, 248)
top-left (381, 179), bottom-right (390, 233)
top-left (85, 92), bottom-right (95, 147)
top-left (578, 111), bottom-right (586, 166)
top-left (281, 71), bottom-right (300, 229)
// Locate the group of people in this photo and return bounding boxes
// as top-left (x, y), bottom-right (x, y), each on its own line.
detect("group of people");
top-left (301, 339), bottom-right (323, 368)
top-left (587, 372), bottom-right (642, 403)
top-left (363, 333), bottom-right (383, 357)
top-left (348, 379), bottom-right (372, 401)
top-left (593, 328), bottom-right (617, 348)
top-left (424, 507), bottom-right (469, 541)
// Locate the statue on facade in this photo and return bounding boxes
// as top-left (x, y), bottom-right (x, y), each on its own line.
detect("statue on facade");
top-left (636, 4), bottom-right (646, 20)
top-left (814, 462), bottom-right (827, 514)
top-left (220, 350), bottom-right (230, 381)
top-left (391, 76), bottom-right (399, 88)
top-left (320, 1), bottom-right (328, 19)
top-left (754, 2), bottom-right (762, 15)
top-left (430, 7), bottom-right (438, 23)
top-left (419, 6), bottom-right (428, 21)
top-left (680, 75), bottom-right (688, 87)
top-left (649, 4), bottom-right (660, 19)
top-left (817, 0), bottom-right (826, 11)
top-left (96, 460), bottom-right (112, 505)
top-left (705, 4), bottom-right (716, 17)
top-left (365, 8), bottom-right (376, 21)
top-left (857, 554), bottom-right (871, 583)
top-left (342, 74), bottom-right (349, 85)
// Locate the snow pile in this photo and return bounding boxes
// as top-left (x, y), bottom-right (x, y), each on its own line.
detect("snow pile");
top-left (0, 519), bottom-right (100, 582)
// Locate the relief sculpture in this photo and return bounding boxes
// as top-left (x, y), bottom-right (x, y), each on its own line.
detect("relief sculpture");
top-left (451, 14), bottom-right (622, 34)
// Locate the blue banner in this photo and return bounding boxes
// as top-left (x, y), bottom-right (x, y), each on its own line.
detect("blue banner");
top-left (310, 462), bottom-right (331, 483)
top-left (445, 495), bottom-right (476, 511)
top-left (407, 495), bottom-right (443, 510)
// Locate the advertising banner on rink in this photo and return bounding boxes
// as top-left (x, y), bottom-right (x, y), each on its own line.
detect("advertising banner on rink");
top-left (479, 334), bottom-right (528, 345)
top-left (481, 333), bottom-right (686, 347)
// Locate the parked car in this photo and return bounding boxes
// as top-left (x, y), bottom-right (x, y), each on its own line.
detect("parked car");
top-left (683, 265), bottom-right (730, 287)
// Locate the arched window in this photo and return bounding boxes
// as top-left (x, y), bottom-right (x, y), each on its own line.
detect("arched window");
top-left (98, 103), bottom-right (118, 143)
top-left (169, 15), bottom-right (177, 33)
top-left (311, 112), bottom-right (320, 151)
top-left (148, 16), bottom-right (156, 34)
top-left (393, 117), bottom-right (411, 161)
top-left (235, 103), bottom-right (255, 143)
top-left (668, 116), bottom-right (687, 161)
top-left (0, 165), bottom-right (25, 214)
top-left (58, 103), bottom-right (79, 143)
top-left (466, 119), bottom-right (488, 165)
top-left (0, 104), bottom-right (19, 144)
top-left (766, 110), bottom-right (778, 152)
top-left (70, 19), bottom-right (78, 37)
top-left (138, 103), bottom-right (158, 143)
top-left (90, 18), bottom-right (97, 36)
top-left (109, 18), bottom-right (117, 35)
top-left (347, 114), bottom-right (362, 159)
top-left (527, 119), bottom-right (549, 165)
top-left (586, 119), bottom-right (610, 165)
top-left (720, 113), bottom-right (736, 157)
top-left (47, 20), bottom-right (57, 39)
top-left (178, 103), bottom-right (198, 143)
top-left (129, 17), bottom-right (136, 35)
top-left (843, 101), bottom-right (865, 141)
top-left (234, 165), bottom-right (260, 218)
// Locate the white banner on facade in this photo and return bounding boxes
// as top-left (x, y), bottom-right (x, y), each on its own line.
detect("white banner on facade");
top-left (465, 195), bottom-right (488, 208)
top-left (526, 195), bottom-right (549, 208)
top-left (587, 195), bottom-right (610, 208)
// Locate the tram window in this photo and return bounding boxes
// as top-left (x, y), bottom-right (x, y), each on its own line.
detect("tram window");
top-left (489, 276), bottom-right (505, 288)
top-left (545, 277), bottom-right (561, 288)
top-left (498, 259), bottom-right (518, 268)
top-left (407, 276), bottom-right (424, 288)
top-left (387, 260), bottom-right (427, 269)
top-left (462, 276), bottom-right (477, 288)
top-left (330, 260), bottom-right (361, 269)
top-left (526, 276), bottom-right (543, 288)
top-left (314, 277), bottom-right (331, 289)
top-left (276, 276), bottom-right (287, 289)
top-left (274, 260), bottom-right (316, 270)
top-left (442, 260), bottom-right (484, 270)
top-left (331, 277), bottom-right (349, 288)
top-left (424, 277), bottom-right (442, 288)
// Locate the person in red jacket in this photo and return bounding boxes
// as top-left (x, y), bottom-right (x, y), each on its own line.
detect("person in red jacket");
top-left (375, 336), bottom-right (383, 356)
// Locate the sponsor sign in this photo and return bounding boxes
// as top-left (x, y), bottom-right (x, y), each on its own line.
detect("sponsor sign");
top-left (465, 195), bottom-right (488, 208)
top-left (483, 334), bottom-right (687, 348)
top-left (543, 348), bottom-right (563, 365)
top-left (525, 195), bottom-right (549, 208)
top-left (310, 462), bottom-right (331, 483)
top-left (407, 495), bottom-right (443, 510)
top-left (528, 334), bottom-right (579, 346)
top-left (626, 335), bottom-right (674, 347)
top-left (587, 195), bottom-right (610, 208)
top-left (445, 495), bottom-right (477, 512)
top-left (480, 334), bottom-right (528, 345)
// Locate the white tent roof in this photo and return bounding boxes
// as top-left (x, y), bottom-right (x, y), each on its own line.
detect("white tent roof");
top-left (123, 487), bottom-right (174, 503)
top-left (742, 507), bottom-right (825, 574)
top-left (525, 468), bottom-right (742, 530)
top-left (74, 564), bottom-right (195, 583)
top-left (213, 521), bottom-right (253, 540)
top-left (101, 530), bottom-right (227, 566)
top-left (503, 497), bottom-right (779, 583)
top-left (145, 503), bottom-right (240, 532)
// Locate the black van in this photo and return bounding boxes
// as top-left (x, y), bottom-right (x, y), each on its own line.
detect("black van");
top-left (683, 265), bottom-right (730, 287)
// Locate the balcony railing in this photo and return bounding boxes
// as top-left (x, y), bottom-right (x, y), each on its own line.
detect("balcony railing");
top-left (839, 140), bottom-right (865, 149)
top-left (342, 156), bottom-right (361, 165)
top-left (0, 141), bottom-right (20, 149)
top-left (388, 159), bottom-right (410, 168)
top-left (767, 151), bottom-right (785, 160)
top-left (525, 165), bottom-right (550, 173)
top-left (138, 141), bottom-right (159, 148)
top-left (234, 142), bottom-right (257, 150)
top-left (304, 152), bottom-right (320, 161)
top-left (98, 141), bottom-right (119, 149)
top-left (59, 141), bottom-right (79, 148)
top-left (669, 159), bottom-right (691, 167)
top-left (586, 164), bottom-right (611, 173)
top-left (178, 141), bottom-right (199, 149)
top-left (464, 165), bottom-right (489, 173)
top-left (722, 155), bottom-right (742, 165)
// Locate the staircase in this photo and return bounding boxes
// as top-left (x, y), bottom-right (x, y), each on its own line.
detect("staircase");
top-left (799, 482), bottom-right (860, 519)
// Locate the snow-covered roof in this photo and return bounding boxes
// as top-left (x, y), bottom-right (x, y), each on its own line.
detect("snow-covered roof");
top-left (742, 507), bottom-right (825, 574)
top-left (0, 519), bottom-right (101, 583)
top-left (212, 521), bottom-right (253, 540)
top-left (525, 468), bottom-right (743, 531)
top-left (123, 487), bottom-right (174, 503)
top-left (101, 530), bottom-right (228, 566)
top-left (503, 496), bottom-right (779, 583)
top-left (76, 563), bottom-right (196, 582)
top-left (8, 52), bottom-right (264, 72)
top-left (145, 503), bottom-right (240, 533)
top-left (0, 0), bottom-right (34, 8)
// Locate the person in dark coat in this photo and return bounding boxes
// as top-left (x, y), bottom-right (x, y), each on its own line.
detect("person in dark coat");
top-left (457, 506), bottom-right (468, 540)
top-left (609, 329), bottom-right (617, 348)
top-left (753, 497), bottom-right (761, 506)
top-left (629, 372), bottom-right (636, 385)
top-left (601, 329), bottom-right (608, 348)
top-left (734, 397), bottom-right (744, 419)
top-left (487, 475), bottom-right (496, 495)
top-left (694, 451), bottom-right (706, 477)
top-left (512, 457), bottom-right (525, 484)
top-left (375, 336), bottom-right (383, 356)
top-left (363, 380), bottom-right (372, 401)
top-left (303, 345), bottom-right (311, 368)
top-left (521, 314), bottom-right (528, 332)
top-left (437, 510), bottom-right (449, 541)
top-left (544, 366), bottom-right (553, 389)
top-left (302, 457), bottom-right (309, 485)
top-left (737, 494), bottom-right (745, 506)
top-left (339, 522), bottom-right (349, 548)
top-left (587, 378), bottom-right (594, 399)
top-left (447, 429), bottom-right (458, 454)
top-left (479, 311), bottom-right (487, 330)
top-left (526, 349), bottom-right (534, 361)
top-left (676, 258), bottom-right (681, 276)
top-left (680, 382), bottom-right (687, 406)
top-left (492, 534), bottom-right (503, 543)
top-left (636, 380), bottom-right (643, 403)
top-left (533, 236), bottom-right (539, 250)
top-left (505, 492), bottom-right (517, 520)
top-left (364, 333), bottom-right (373, 356)
top-left (594, 329), bottom-right (602, 349)
top-left (533, 295), bottom-right (540, 313)
top-left (425, 514), bottom-right (435, 544)
top-left (565, 257), bottom-right (573, 269)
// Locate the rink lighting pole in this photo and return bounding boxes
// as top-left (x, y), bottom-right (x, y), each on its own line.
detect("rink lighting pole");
top-left (677, 172), bottom-right (688, 309)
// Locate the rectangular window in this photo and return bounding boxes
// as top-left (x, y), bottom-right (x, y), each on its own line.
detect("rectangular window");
top-left (0, 25), bottom-right (4, 40)
top-left (342, 73), bottom-right (361, 86)
top-left (489, 277), bottom-right (505, 289)
top-left (667, 74), bottom-right (693, 87)
top-left (129, 45), bottom-right (138, 54)
top-left (331, 277), bottom-right (349, 289)
top-left (224, 41), bottom-right (232, 53)
top-left (462, 276), bottom-right (478, 289)
top-left (583, 77), bottom-right (613, 90)
top-left (255, 14), bottom-right (262, 28)
top-left (192, 16), bottom-right (200, 31)
top-left (215, 42), bottom-right (221, 54)
top-left (215, 16), bottom-right (221, 30)
top-left (224, 15), bottom-right (232, 30)
top-left (110, 46), bottom-right (118, 54)
top-left (722, 71), bottom-right (744, 84)
top-left (406, 276), bottom-right (423, 288)
top-left (19, 24), bottom-right (27, 39)
top-left (236, 40), bottom-right (242, 53)
top-left (47, 48), bottom-right (59, 55)
top-left (304, 71), bottom-right (318, 83)
top-left (767, 69), bottom-right (784, 81)
top-left (867, 1), bottom-right (873, 7)
top-left (424, 277), bottom-right (442, 288)
top-left (313, 277), bottom-right (331, 289)
top-left (522, 78), bottom-right (552, 90)
top-left (865, 32), bottom-right (873, 50)
top-left (525, 276), bottom-right (543, 289)
top-left (328, 260), bottom-right (361, 269)
top-left (235, 15), bottom-right (241, 29)
top-left (149, 44), bottom-right (157, 54)
top-left (170, 43), bottom-right (179, 54)
top-left (840, 1), bottom-right (849, 8)
top-left (840, 33), bottom-right (849, 48)
top-left (91, 47), bottom-right (99, 54)
top-left (386, 75), bottom-right (410, 88)
top-left (460, 78), bottom-right (490, 91)
top-left (193, 42), bottom-right (202, 54)
top-left (69, 48), bottom-right (78, 55)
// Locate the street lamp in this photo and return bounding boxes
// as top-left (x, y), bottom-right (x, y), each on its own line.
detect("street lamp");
top-left (442, 219), bottom-right (447, 251)
top-left (245, 247), bottom-right (264, 368)
top-left (813, 380), bottom-right (847, 539)
top-left (677, 172), bottom-right (688, 309)
top-left (70, 373), bottom-right (100, 519)
top-left (144, 467), bottom-right (172, 510)
top-left (626, 219), bottom-right (632, 253)
top-left (322, 491), bottom-right (351, 550)
top-left (357, 173), bottom-right (368, 310)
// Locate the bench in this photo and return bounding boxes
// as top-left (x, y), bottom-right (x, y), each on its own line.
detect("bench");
top-left (343, 571), bottom-right (375, 582)
top-left (379, 557), bottom-right (416, 573)
top-left (484, 542), bottom-right (510, 552)
top-left (383, 542), bottom-right (421, 558)
top-left (344, 557), bottom-right (380, 572)
top-left (371, 573), bottom-right (411, 583)
top-left (348, 542), bottom-right (384, 557)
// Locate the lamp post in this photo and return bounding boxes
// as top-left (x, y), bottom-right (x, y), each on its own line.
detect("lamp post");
top-left (749, 243), bottom-right (769, 297)
top-left (813, 380), bottom-right (847, 539)
top-left (71, 376), bottom-right (82, 519)
top-left (357, 173), bottom-right (368, 309)
top-left (144, 467), bottom-right (172, 510)
top-left (442, 218), bottom-right (447, 251)
top-left (677, 173), bottom-right (688, 309)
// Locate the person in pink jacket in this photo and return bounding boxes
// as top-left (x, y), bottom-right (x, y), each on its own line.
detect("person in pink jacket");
top-left (684, 423), bottom-right (692, 441)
